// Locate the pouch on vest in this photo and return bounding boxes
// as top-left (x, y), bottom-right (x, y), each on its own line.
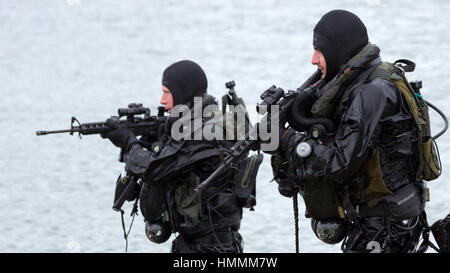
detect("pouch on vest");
top-left (383, 183), bottom-right (424, 222)
top-left (207, 188), bottom-right (242, 231)
top-left (362, 148), bottom-right (393, 207)
top-left (359, 183), bottom-right (425, 223)
top-left (139, 181), bottom-right (168, 223)
top-left (233, 153), bottom-right (263, 208)
top-left (113, 171), bottom-right (141, 212)
top-left (174, 171), bottom-right (204, 228)
top-left (303, 177), bottom-right (343, 220)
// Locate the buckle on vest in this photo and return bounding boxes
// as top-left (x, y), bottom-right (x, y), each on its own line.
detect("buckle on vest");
top-left (393, 64), bottom-right (405, 76)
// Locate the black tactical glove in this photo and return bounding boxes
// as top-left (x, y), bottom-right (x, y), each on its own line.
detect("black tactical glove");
top-left (270, 154), bottom-right (298, 198)
top-left (256, 112), bottom-right (287, 154)
top-left (100, 118), bottom-right (140, 150)
top-left (279, 127), bottom-right (296, 154)
top-left (278, 180), bottom-right (298, 198)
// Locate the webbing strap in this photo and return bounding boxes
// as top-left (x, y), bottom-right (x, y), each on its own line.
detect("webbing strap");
top-left (119, 198), bottom-right (139, 252)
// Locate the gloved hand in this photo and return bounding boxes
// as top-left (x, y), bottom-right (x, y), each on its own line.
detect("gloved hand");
top-left (255, 112), bottom-right (287, 153)
top-left (279, 127), bottom-right (296, 153)
top-left (271, 154), bottom-right (298, 198)
top-left (100, 118), bottom-right (140, 150)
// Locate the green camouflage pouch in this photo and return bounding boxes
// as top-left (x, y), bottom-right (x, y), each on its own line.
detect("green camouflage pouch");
top-left (174, 171), bottom-right (204, 228)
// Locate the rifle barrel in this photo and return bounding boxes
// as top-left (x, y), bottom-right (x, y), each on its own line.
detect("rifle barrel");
top-left (36, 129), bottom-right (74, 136)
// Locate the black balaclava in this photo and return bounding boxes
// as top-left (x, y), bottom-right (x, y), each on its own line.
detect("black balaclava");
top-left (162, 60), bottom-right (208, 106)
top-left (313, 10), bottom-right (369, 81)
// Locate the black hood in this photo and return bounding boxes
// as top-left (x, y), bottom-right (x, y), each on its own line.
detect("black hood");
top-left (313, 10), bottom-right (369, 81)
top-left (162, 60), bottom-right (208, 106)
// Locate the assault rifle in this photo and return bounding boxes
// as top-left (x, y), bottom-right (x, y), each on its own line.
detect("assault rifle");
top-left (36, 103), bottom-right (168, 139)
top-left (194, 71), bottom-right (325, 193)
top-left (36, 103), bottom-right (169, 213)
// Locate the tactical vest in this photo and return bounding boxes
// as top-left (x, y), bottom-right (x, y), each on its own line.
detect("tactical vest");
top-left (367, 60), bottom-right (441, 182)
top-left (163, 92), bottom-right (261, 231)
top-left (353, 60), bottom-right (439, 214)
top-left (302, 59), bottom-right (440, 221)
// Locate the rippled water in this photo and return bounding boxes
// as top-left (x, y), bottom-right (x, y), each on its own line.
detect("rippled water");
top-left (1, 0), bottom-right (449, 253)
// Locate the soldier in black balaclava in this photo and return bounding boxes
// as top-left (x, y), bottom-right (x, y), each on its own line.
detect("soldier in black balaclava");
top-left (161, 60), bottom-right (208, 109)
top-left (100, 60), bottom-right (255, 253)
top-left (312, 10), bottom-right (368, 81)
top-left (269, 10), bottom-right (429, 252)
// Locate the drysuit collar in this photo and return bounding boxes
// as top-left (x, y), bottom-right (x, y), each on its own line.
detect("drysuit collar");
top-left (311, 43), bottom-right (381, 118)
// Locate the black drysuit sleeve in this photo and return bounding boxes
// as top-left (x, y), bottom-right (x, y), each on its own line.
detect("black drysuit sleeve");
top-left (123, 138), bottom-right (222, 183)
top-left (123, 139), bottom-right (184, 182)
top-left (284, 80), bottom-right (398, 182)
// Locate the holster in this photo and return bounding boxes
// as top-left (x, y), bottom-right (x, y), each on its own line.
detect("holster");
top-left (233, 153), bottom-right (263, 208)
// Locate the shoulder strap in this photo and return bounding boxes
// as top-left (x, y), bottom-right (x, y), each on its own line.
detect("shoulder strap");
top-left (335, 59), bottom-right (382, 113)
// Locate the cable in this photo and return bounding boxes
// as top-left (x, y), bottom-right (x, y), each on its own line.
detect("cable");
top-left (293, 191), bottom-right (299, 253)
top-left (120, 198), bottom-right (139, 253)
top-left (424, 99), bottom-right (448, 140)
